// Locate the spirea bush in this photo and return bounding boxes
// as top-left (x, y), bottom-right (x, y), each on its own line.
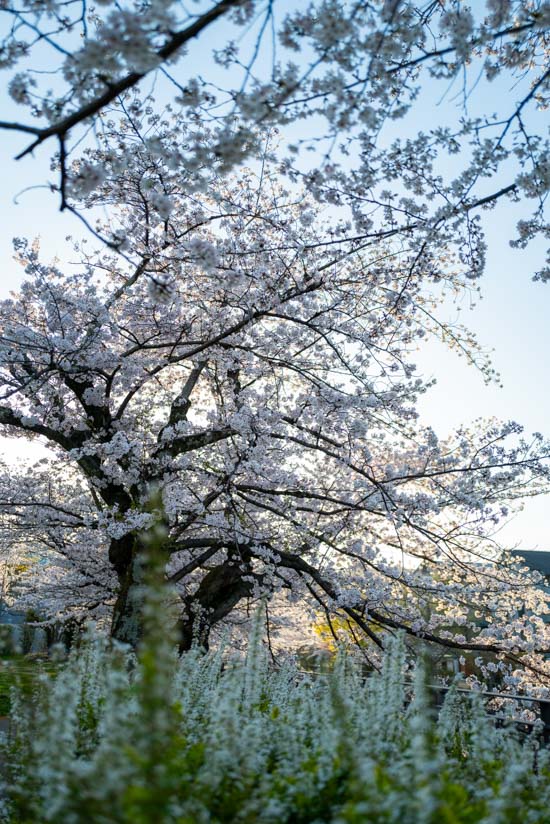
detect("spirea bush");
top-left (1, 618), bottom-right (549, 824)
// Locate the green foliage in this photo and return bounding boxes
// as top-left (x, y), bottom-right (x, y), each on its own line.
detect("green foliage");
top-left (0, 543), bottom-right (548, 823)
top-left (0, 629), bottom-right (549, 824)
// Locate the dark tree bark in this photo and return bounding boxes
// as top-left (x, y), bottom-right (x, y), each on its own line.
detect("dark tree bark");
top-left (178, 557), bottom-right (254, 652)
top-left (110, 532), bottom-right (256, 652)
top-left (109, 533), bottom-right (146, 647)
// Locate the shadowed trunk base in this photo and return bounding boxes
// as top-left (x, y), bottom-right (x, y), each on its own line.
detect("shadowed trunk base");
top-left (110, 534), bottom-right (146, 647)
top-left (178, 559), bottom-right (254, 652)
top-left (110, 540), bottom-right (254, 652)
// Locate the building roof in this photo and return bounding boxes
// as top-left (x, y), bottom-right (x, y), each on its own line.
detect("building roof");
top-left (510, 550), bottom-right (550, 577)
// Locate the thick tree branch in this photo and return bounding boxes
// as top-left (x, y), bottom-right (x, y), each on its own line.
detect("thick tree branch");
top-left (165, 360), bottom-right (207, 429)
top-left (0, 0), bottom-right (245, 161)
top-left (273, 547), bottom-right (550, 662)
top-left (154, 425), bottom-right (235, 459)
top-left (0, 404), bottom-right (76, 450)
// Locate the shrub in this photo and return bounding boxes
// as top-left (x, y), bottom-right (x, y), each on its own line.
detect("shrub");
top-left (1, 622), bottom-right (549, 824)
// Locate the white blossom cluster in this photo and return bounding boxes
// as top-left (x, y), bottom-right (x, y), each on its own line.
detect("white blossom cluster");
top-left (2, 631), bottom-right (550, 821)
top-left (0, 1), bottom-right (547, 276)
top-left (0, 134), bottom-right (549, 673)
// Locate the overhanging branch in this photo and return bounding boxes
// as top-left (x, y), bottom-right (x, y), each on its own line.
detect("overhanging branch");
top-left (0, 0), bottom-right (245, 161)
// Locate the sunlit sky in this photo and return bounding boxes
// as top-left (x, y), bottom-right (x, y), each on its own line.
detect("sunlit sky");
top-left (1, 17), bottom-right (549, 550)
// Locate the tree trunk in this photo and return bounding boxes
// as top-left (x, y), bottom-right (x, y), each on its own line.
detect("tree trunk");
top-left (178, 559), bottom-right (254, 653)
top-left (110, 535), bottom-right (254, 652)
top-left (109, 534), bottom-right (145, 647)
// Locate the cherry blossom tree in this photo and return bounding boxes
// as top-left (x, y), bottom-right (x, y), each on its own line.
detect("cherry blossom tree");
top-left (0, 1), bottom-right (548, 278)
top-left (0, 118), bottom-right (549, 685)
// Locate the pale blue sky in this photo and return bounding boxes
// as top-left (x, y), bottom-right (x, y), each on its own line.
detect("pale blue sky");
top-left (1, 15), bottom-right (549, 549)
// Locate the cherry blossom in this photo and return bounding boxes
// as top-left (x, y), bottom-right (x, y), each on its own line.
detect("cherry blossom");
top-left (0, 1), bottom-right (547, 279)
top-left (0, 128), bottom-right (548, 683)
